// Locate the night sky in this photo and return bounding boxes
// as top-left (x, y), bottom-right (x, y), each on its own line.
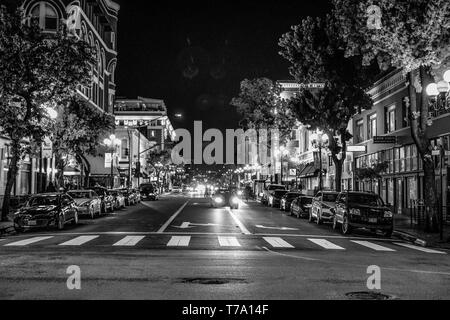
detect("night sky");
top-left (114, 1), bottom-right (331, 133)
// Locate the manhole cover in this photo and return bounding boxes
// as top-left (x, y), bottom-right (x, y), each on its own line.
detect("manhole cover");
top-left (346, 291), bottom-right (396, 300)
top-left (178, 278), bottom-right (247, 285)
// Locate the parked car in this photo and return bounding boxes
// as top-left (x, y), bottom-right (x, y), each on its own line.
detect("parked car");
top-left (290, 196), bottom-right (314, 218)
top-left (119, 188), bottom-right (137, 206)
top-left (210, 188), bottom-right (240, 209)
top-left (140, 183), bottom-right (159, 201)
top-left (261, 184), bottom-right (287, 205)
top-left (268, 190), bottom-right (289, 207)
top-left (13, 193), bottom-right (78, 232)
top-left (331, 191), bottom-right (394, 237)
top-left (310, 191), bottom-right (339, 224)
top-left (107, 189), bottom-right (126, 209)
top-left (132, 188), bottom-right (141, 203)
top-left (92, 186), bottom-right (115, 213)
top-left (67, 190), bottom-right (102, 219)
top-left (172, 185), bottom-right (182, 193)
top-left (280, 192), bottom-right (303, 211)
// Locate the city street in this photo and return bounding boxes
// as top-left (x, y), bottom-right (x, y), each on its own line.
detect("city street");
top-left (0, 193), bottom-right (449, 300)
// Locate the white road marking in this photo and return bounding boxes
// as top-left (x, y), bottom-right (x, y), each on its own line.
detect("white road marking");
top-left (157, 201), bottom-right (189, 233)
top-left (4, 236), bottom-right (53, 246)
top-left (351, 240), bottom-right (396, 252)
top-left (58, 235), bottom-right (99, 246)
top-left (263, 237), bottom-right (294, 248)
top-left (113, 236), bottom-right (145, 246)
top-left (308, 238), bottom-right (345, 250)
top-left (218, 236), bottom-right (241, 247)
top-left (256, 225), bottom-right (299, 231)
top-left (395, 243), bottom-right (447, 254)
top-left (226, 208), bottom-right (251, 235)
top-left (167, 236), bottom-right (191, 247)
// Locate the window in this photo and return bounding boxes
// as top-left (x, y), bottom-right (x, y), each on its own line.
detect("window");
top-left (402, 97), bottom-right (410, 128)
top-left (385, 105), bottom-right (396, 133)
top-left (368, 114), bottom-right (377, 139)
top-left (30, 2), bottom-right (58, 31)
top-left (121, 139), bottom-right (129, 159)
top-left (355, 120), bottom-right (364, 143)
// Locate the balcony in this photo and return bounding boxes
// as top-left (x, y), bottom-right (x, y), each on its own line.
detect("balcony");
top-left (114, 101), bottom-right (166, 114)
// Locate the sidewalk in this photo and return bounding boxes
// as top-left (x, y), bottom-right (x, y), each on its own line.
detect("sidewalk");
top-left (393, 214), bottom-right (450, 249)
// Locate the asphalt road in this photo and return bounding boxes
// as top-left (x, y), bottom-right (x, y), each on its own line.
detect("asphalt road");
top-left (0, 193), bottom-right (449, 300)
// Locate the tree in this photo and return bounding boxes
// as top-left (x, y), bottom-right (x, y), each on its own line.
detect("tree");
top-left (279, 16), bottom-right (378, 192)
top-left (231, 78), bottom-right (296, 143)
top-left (51, 97), bottom-right (115, 188)
top-left (333, 0), bottom-right (450, 232)
top-left (0, 7), bottom-right (94, 220)
top-left (146, 148), bottom-right (173, 190)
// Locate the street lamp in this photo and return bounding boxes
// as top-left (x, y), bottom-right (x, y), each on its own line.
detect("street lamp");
top-left (426, 69), bottom-right (450, 116)
top-left (310, 130), bottom-right (329, 191)
top-left (279, 146), bottom-right (289, 185)
top-left (103, 134), bottom-right (121, 189)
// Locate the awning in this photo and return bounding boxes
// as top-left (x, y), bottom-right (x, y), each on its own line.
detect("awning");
top-left (85, 154), bottom-right (120, 176)
top-left (64, 166), bottom-right (80, 176)
top-left (299, 163), bottom-right (319, 178)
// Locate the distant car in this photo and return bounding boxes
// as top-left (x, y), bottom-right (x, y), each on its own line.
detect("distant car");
top-left (268, 190), bottom-right (288, 208)
top-left (261, 184), bottom-right (287, 205)
top-left (280, 192), bottom-right (303, 211)
top-left (332, 191), bottom-right (394, 237)
top-left (310, 191), bottom-right (339, 224)
top-left (92, 186), bottom-right (115, 213)
top-left (290, 196), bottom-right (314, 218)
top-left (210, 188), bottom-right (240, 209)
top-left (172, 186), bottom-right (182, 193)
top-left (13, 193), bottom-right (78, 232)
top-left (132, 189), bottom-right (141, 203)
top-left (107, 189), bottom-right (126, 209)
top-left (67, 190), bottom-right (102, 219)
top-left (119, 188), bottom-right (137, 206)
top-left (140, 183), bottom-right (159, 201)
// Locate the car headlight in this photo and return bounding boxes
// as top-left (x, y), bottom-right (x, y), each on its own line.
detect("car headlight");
top-left (231, 197), bottom-right (239, 204)
top-left (351, 208), bottom-right (361, 216)
top-left (214, 197), bottom-right (223, 204)
top-left (237, 191), bottom-right (243, 196)
top-left (259, 193), bottom-right (264, 197)
top-left (384, 211), bottom-right (393, 218)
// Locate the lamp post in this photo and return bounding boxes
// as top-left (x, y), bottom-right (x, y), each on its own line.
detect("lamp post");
top-left (38, 107), bottom-right (58, 193)
top-left (310, 130), bottom-right (329, 192)
top-left (279, 146), bottom-right (289, 185)
top-left (103, 134), bottom-right (121, 189)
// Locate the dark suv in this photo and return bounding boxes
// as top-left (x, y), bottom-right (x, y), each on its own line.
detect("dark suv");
top-left (331, 191), bottom-right (394, 237)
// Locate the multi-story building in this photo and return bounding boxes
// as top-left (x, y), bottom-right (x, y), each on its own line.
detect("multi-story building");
top-left (113, 97), bottom-right (177, 188)
top-left (0, 0), bottom-right (120, 198)
top-left (351, 69), bottom-right (450, 216)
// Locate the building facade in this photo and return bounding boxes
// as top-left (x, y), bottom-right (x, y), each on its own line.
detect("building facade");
top-left (0, 0), bottom-right (120, 199)
top-left (113, 97), bottom-right (177, 188)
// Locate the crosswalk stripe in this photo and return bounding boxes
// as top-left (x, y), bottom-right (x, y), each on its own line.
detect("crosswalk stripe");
top-left (113, 236), bottom-right (145, 246)
top-left (351, 240), bottom-right (396, 252)
top-left (167, 236), bottom-right (191, 247)
top-left (218, 236), bottom-right (241, 247)
top-left (4, 236), bottom-right (53, 246)
top-left (263, 237), bottom-right (294, 248)
top-left (58, 235), bottom-right (99, 246)
top-left (308, 238), bottom-right (345, 250)
top-left (395, 242), bottom-right (447, 254)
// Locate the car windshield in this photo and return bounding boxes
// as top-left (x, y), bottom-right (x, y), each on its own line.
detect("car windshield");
top-left (286, 193), bottom-right (301, 199)
top-left (300, 197), bottom-right (313, 204)
top-left (322, 193), bottom-right (338, 202)
top-left (68, 192), bottom-right (92, 199)
top-left (140, 185), bottom-right (154, 192)
top-left (274, 190), bottom-right (288, 197)
top-left (268, 185), bottom-right (285, 191)
top-left (27, 196), bottom-right (59, 206)
top-left (348, 194), bottom-right (384, 206)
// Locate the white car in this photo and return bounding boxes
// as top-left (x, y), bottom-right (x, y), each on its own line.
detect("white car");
top-left (310, 191), bottom-right (339, 224)
top-left (67, 190), bottom-right (102, 219)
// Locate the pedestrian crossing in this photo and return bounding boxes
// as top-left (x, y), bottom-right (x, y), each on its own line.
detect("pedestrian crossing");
top-left (0, 234), bottom-right (447, 255)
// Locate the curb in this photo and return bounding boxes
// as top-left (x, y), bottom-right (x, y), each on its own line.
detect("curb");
top-left (393, 230), bottom-right (428, 247)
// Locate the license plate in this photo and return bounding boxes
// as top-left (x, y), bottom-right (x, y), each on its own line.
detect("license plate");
top-left (27, 220), bottom-right (37, 226)
top-left (368, 218), bottom-right (377, 223)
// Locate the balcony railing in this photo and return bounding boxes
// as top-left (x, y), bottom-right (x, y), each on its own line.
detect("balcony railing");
top-left (114, 102), bottom-right (166, 113)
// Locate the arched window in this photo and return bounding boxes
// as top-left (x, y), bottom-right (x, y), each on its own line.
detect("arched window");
top-left (30, 2), bottom-right (58, 31)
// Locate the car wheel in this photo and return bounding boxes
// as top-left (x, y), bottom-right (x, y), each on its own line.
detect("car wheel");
top-left (289, 207), bottom-right (293, 216)
top-left (89, 207), bottom-right (95, 219)
top-left (57, 215), bottom-right (65, 230)
top-left (383, 228), bottom-right (393, 238)
top-left (341, 215), bottom-right (352, 235)
top-left (13, 222), bottom-right (24, 233)
top-left (316, 210), bottom-right (323, 225)
top-left (72, 211), bottom-right (79, 225)
top-left (332, 215), bottom-right (339, 230)
top-left (101, 203), bottom-right (106, 214)
top-left (308, 211), bottom-right (313, 223)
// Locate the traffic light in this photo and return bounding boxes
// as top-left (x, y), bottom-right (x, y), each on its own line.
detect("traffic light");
top-left (135, 162), bottom-right (141, 178)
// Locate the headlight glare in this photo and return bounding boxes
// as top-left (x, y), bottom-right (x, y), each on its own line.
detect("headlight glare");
top-left (384, 211), bottom-right (393, 218)
top-left (214, 197), bottom-right (223, 204)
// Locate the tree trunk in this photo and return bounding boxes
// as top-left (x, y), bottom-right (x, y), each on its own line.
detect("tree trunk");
top-left (55, 154), bottom-right (65, 189)
top-left (76, 153), bottom-right (91, 188)
top-left (1, 143), bottom-right (20, 221)
top-left (408, 68), bottom-right (439, 232)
